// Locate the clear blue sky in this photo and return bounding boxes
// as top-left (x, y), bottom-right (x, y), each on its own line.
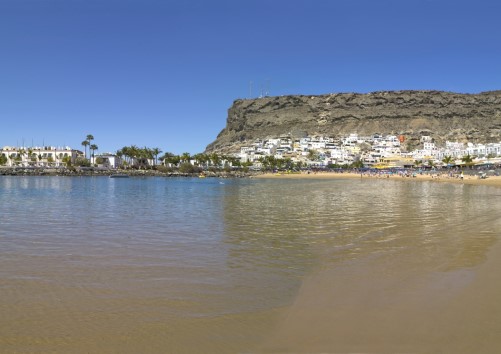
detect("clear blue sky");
top-left (1, 0), bottom-right (500, 154)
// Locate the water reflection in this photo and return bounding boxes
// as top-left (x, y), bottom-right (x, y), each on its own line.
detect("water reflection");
top-left (1, 176), bottom-right (500, 353)
top-left (222, 178), bottom-right (501, 274)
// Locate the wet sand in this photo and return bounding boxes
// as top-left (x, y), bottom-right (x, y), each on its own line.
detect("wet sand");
top-left (256, 171), bottom-right (501, 353)
top-left (260, 240), bottom-right (501, 353)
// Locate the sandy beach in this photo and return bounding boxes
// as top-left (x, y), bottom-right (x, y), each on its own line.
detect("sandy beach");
top-left (255, 170), bottom-right (501, 187)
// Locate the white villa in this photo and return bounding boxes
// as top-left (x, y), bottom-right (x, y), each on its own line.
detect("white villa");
top-left (92, 153), bottom-right (123, 169)
top-left (0, 146), bottom-right (81, 167)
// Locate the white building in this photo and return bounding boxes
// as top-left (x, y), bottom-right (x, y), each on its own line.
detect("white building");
top-left (466, 143), bottom-right (486, 157)
top-left (485, 142), bottom-right (501, 156)
top-left (343, 133), bottom-right (359, 146)
top-left (93, 153), bottom-right (123, 169)
top-left (240, 146), bottom-right (256, 154)
top-left (0, 146), bottom-right (80, 167)
top-left (310, 141), bottom-right (326, 150)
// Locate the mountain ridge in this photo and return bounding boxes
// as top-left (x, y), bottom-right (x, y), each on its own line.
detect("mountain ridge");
top-left (205, 90), bottom-right (501, 153)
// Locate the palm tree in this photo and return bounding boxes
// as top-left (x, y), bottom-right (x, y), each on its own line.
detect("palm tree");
top-left (307, 149), bottom-right (320, 161)
top-left (192, 153), bottom-right (206, 168)
top-left (128, 145), bottom-right (140, 167)
top-left (122, 146), bottom-right (132, 165)
top-left (225, 155), bottom-right (240, 169)
top-left (181, 152), bottom-right (191, 164)
top-left (90, 144), bottom-right (98, 164)
top-left (151, 147), bottom-right (162, 167)
top-left (18, 149), bottom-right (26, 167)
top-left (160, 152), bottom-right (178, 167)
top-left (116, 149), bottom-right (124, 168)
top-left (85, 134), bottom-right (94, 162)
top-left (141, 147), bottom-right (154, 168)
top-left (10, 153), bottom-right (18, 166)
top-left (258, 155), bottom-right (278, 171)
top-left (167, 155), bottom-right (180, 167)
top-left (257, 156), bottom-right (268, 170)
top-left (461, 154), bottom-right (474, 168)
top-left (209, 152), bottom-right (220, 168)
top-left (351, 159), bottom-right (364, 169)
top-left (81, 140), bottom-right (89, 159)
top-left (442, 155), bottom-right (453, 168)
top-left (27, 148), bottom-right (33, 166)
top-left (461, 154), bottom-right (473, 163)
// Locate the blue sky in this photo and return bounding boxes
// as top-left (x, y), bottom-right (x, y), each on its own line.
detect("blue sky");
top-left (1, 0), bottom-right (500, 154)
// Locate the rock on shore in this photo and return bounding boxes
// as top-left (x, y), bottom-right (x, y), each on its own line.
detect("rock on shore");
top-left (0, 167), bottom-right (254, 178)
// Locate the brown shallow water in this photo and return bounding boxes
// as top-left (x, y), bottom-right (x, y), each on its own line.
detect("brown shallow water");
top-left (260, 237), bottom-right (501, 353)
top-left (1, 176), bottom-right (501, 353)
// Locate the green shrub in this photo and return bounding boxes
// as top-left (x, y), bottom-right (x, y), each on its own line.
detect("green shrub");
top-left (179, 162), bottom-right (201, 174)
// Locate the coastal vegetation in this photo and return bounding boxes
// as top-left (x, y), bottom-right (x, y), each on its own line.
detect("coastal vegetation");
top-left (3, 131), bottom-right (501, 177)
top-left (0, 154), bottom-right (7, 166)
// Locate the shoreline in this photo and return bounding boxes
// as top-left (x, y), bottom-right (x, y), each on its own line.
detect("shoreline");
top-left (0, 167), bottom-right (254, 178)
top-left (3, 166), bottom-right (501, 187)
top-left (254, 170), bottom-right (501, 187)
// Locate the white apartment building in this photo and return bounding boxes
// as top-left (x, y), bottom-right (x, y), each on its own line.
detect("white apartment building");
top-left (443, 141), bottom-right (465, 158)
top-left (1, 146), bottom-right (80, 167)
top-left (343, 133), bottom-right (359, 146)
top-left (466, 143), bottom-right (486, 157)
top-left (382, 135), bottom-right (401, 147)
top-left (234, 134), bottom-right (501, 169)
top-left (240, 146), bottom-right (256, 154)
top-left (257, 146), bottom-right (276, 155)
top-left (267, 138), bottom-right (281, 146)
top-left (309, 140), bottom-right (326, 149)
top-left (485, 142), bottom-right (501, 156)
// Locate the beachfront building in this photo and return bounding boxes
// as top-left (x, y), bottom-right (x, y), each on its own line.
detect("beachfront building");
top-left (231, 132), bottom-right (501, 170)
top-left (93, 153), bottom-right (123, 169)
top-left (411, 141), bottom-right (440, 160)
top-left (485, 142), bottom-right (501, 157)
top-left (466, 143), bottom-right (487, 157)
top-left (441, 141), bottom-right (466, 159)
top-left (0, 146), bottom-right (80, 167)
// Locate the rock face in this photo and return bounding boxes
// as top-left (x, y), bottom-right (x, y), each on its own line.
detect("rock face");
top-left (205, 90), bottom-right (501, 153)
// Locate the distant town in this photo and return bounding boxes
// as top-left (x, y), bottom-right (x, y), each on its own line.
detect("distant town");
top-left (2, 132), bottom-right (501, 172)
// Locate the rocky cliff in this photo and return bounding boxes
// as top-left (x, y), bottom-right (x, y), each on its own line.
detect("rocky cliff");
top-left (205, 90), bottom-right (501, 153)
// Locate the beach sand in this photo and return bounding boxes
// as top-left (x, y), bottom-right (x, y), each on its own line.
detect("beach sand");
top-left (254, 170), bottom-right (501, 187)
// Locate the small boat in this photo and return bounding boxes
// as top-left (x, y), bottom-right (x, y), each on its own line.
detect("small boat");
top-left (110, 174), bottom-right (129, 178)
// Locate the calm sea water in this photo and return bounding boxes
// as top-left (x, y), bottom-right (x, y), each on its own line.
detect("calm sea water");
top-left (1, 176), bottom-right (501, 353)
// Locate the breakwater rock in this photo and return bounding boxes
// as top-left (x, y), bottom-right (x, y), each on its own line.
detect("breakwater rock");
top-left (205, 90), bottom-right (501, 153)
top-left (0, 167), bottom-right (255, 178)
